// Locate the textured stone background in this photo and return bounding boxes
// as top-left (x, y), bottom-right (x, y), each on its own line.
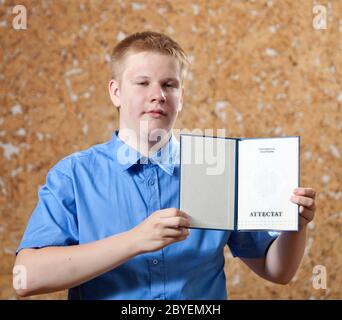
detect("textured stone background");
top-left (0, 0), bottom-right (341, 299)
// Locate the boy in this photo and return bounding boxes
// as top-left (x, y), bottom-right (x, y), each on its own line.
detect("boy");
top-left (13, 32), bottom-right (316, 299)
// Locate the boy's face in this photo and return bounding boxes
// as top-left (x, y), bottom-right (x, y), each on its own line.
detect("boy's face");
top-left (109, 51), bottom-right (184, 141)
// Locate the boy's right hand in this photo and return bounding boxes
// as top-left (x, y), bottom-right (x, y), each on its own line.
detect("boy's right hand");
top-left (131, 208), bottom-right (191, 253)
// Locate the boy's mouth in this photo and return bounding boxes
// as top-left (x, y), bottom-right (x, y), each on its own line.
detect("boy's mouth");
top-left (145, 109), bottom-right (166, 118)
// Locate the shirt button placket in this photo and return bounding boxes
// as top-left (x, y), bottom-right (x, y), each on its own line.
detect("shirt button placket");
top-left (150, 255), bottom-right (165, 299)
top-left (147, 168), bottom-right (158, 211)
top-left (147, 166), bottom-right (164, 299)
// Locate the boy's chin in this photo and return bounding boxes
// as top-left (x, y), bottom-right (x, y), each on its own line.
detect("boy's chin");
top-left (142, 124), bottom-right (172, 141)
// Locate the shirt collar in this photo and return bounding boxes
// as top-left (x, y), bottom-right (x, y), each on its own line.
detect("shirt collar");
top-left (111, 130), bottom-right (179, 176)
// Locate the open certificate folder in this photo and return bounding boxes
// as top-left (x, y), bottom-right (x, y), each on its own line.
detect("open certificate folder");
top-left (179, 134), bottom-right (300, 231)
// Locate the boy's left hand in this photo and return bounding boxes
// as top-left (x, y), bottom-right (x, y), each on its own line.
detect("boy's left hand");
top-left (290, 187), bottom-right (316, 230)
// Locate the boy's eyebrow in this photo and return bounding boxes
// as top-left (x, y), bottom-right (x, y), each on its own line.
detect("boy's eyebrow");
top-left (133, 75), bottom-right (180, 82)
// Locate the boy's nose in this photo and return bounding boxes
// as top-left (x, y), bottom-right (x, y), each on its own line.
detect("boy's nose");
top-left (149, 84), bottom-right (166, 103)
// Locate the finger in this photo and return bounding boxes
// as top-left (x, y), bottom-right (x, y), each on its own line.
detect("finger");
top-left (161, 216), bottom-right (190, 228)
top-left (299, 206), bottom-right (315, 222)
top-left (290, 195), bottom-right (315, 209)
top-left (173, 233), bottom-right (189, 242)
top-left (158, 208), bottom-right (190, 219)
top-left (157, 208), bottom-right (179, 218)
top-left (177, 210), bottom-right (191, 218)
top-left (164, 232), bottom-right (189, 245)
top-left (293, 187), bottom-right (316, 199)
top-left (163, 227), bottom-right (189, 238)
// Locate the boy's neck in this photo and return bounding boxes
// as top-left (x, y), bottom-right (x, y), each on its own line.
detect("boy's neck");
top-left (118, 129), bottom-right (172, 157)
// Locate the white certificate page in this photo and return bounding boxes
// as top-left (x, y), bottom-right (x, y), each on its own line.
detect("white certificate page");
top-left (237, 137), bottom-right (299, 231)
top-left (179, 135), bottom-right (236, 230)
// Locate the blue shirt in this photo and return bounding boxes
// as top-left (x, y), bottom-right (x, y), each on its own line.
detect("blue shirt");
top-left (17, 130), bottom-right (279, 300)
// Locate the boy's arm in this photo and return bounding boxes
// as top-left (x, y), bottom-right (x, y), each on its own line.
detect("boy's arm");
top-left (239, 187), bottom-right (316, 285)
top-left (13, 208), bottom-right (190, 297)
top-left (14, 230), bottom-right (141, 297)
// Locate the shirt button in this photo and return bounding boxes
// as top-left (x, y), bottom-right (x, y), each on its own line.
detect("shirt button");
top-left (152, 259), bottom-right (159, 265)
top-left (148, 179), bottom-right (155, 186)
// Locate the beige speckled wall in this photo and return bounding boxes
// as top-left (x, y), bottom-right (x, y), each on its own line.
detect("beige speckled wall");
top-left (1, 0), bottom-right (341, 299)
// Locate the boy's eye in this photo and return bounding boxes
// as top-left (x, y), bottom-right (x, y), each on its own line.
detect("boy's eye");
top-left (135, 81), bottom-right (178, 88)
top-left (163, 83), bottom-right (176, 88)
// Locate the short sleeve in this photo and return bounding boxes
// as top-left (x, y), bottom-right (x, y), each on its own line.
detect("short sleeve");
top-left (16, 166), bottom-right (79, 254)
top-left (227, 230), bottom-right (280, 259)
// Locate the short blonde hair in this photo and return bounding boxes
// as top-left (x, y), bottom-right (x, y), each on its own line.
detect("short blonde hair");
top-left (111, 31), bottom-right (190, 83)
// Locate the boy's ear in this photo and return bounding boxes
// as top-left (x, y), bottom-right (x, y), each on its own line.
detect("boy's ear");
top-left (108, 79), bottom-right (121, 108)
top-left (177, 86), bottom-right (184, 112)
